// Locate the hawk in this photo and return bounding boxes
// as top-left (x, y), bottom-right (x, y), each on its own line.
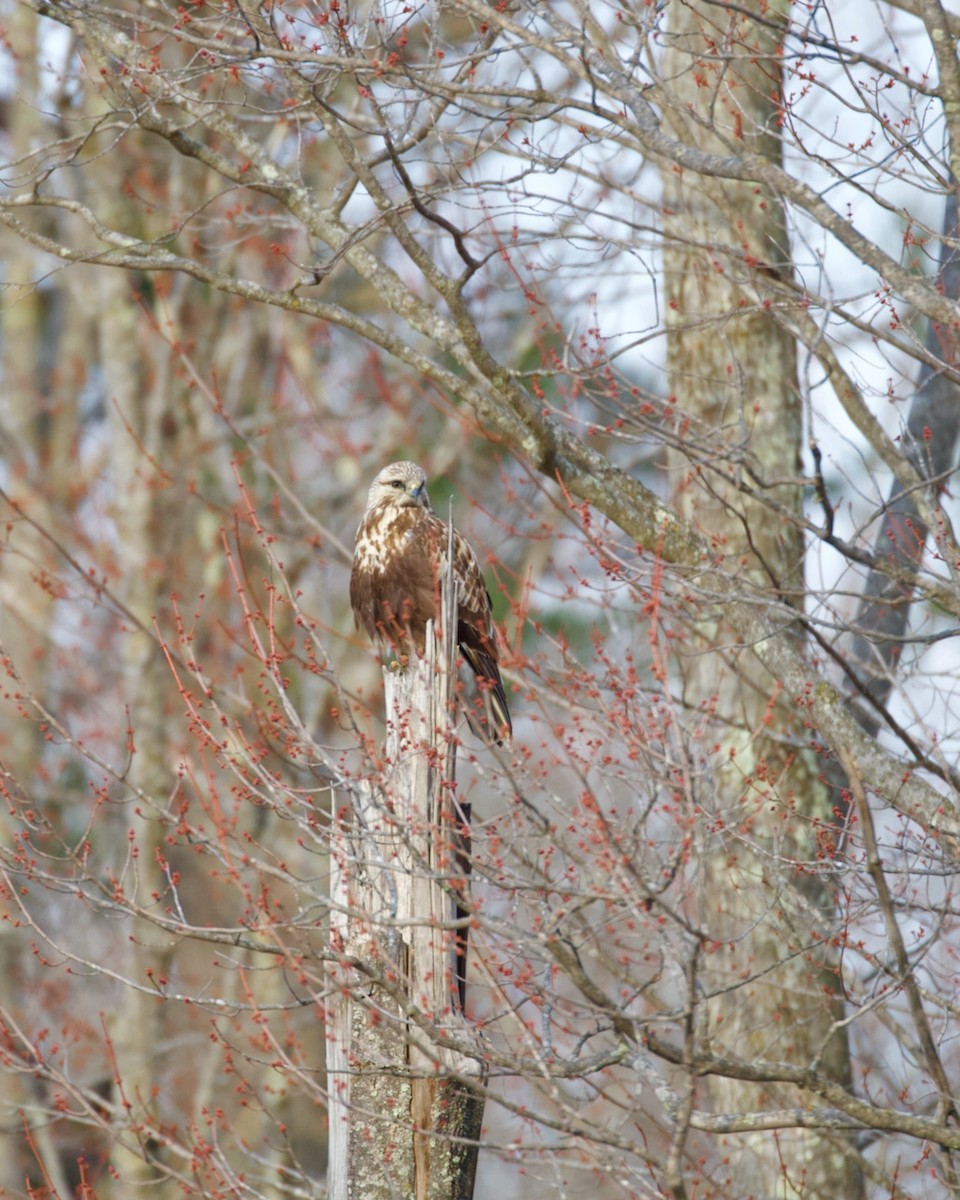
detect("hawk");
top-left (349, 460), bottom-right (512, 743)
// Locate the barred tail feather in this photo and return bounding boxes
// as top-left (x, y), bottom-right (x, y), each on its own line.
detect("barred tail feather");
top-left (460, 640), bottom-right (512, 744)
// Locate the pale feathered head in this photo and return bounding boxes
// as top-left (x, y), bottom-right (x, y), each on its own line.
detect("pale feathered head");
top-left (365, 461), bottom-right (433, 513)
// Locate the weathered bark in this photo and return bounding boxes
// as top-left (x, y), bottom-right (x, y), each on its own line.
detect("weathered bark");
top-left (661, 2), bottom-right (863, 1194)
top-left (327, 566), bottom-right (485, 1199)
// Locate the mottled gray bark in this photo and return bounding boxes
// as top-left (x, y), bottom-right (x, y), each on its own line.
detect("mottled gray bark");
top-left (661, 2), bottom-right (863, 1194)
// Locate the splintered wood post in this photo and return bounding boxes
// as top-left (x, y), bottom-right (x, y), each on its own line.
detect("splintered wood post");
top-left (327, 519), bottom-right (486, 1200)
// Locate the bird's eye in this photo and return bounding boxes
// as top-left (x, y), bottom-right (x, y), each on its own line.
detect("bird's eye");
top-left (390, 480), bottom-right (404, 489)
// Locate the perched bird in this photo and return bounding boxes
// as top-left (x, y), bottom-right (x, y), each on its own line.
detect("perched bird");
top-left (349, 460), bottom-right (512, 743)
top-left (350, 462), bottom-right (510, 1011)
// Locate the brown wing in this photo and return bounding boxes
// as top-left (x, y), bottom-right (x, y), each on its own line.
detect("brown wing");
top-left (444, 521), bottom-right (512, 742)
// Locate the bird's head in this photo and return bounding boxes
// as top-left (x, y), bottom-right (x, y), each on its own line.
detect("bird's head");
top-left (366, 461), bottom-right (432, 512)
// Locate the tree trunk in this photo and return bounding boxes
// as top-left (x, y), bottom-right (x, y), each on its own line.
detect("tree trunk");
top-left (327, 561), bottom-right (485, 1199)
top-left (661, 2), bottom-right (863, 1195)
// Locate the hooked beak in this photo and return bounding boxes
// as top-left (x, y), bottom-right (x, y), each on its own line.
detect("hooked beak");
top-left (393, 481), bottom-right (426, 508)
